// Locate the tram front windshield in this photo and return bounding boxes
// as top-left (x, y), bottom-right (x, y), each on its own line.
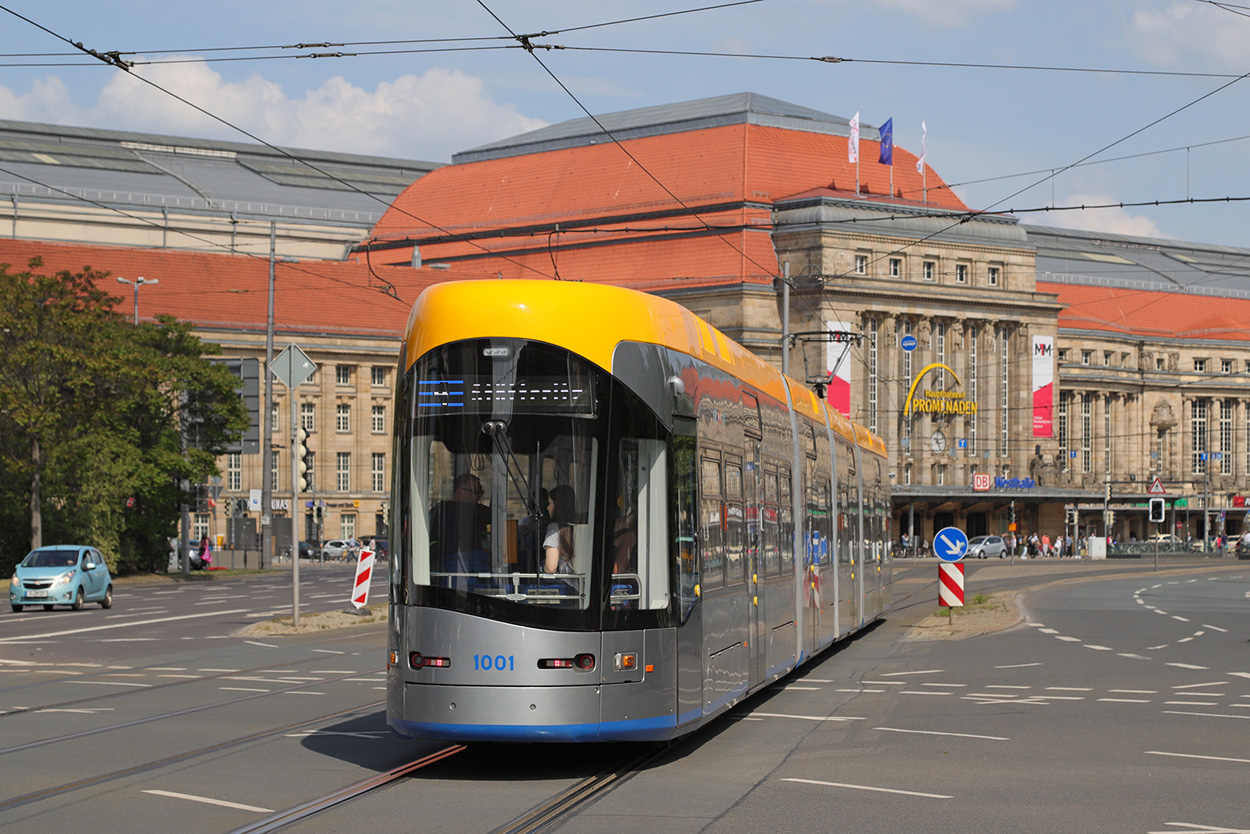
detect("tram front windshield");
top-left (403, 338), bottom-right (671, 628)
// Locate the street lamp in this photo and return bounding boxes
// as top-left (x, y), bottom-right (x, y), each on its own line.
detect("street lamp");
top-left (116, 276), bottom-right (159, 324)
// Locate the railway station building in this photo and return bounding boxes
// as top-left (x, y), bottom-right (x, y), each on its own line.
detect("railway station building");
top-left (4, 97), bottom-right (1250, 558)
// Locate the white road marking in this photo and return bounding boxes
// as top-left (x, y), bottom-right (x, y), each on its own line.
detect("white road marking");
top-left (1174, 682), bottom-right (1228, 690)
top-left (1167, 663), bottom-right (1210, 670)
top-left (1056, 636), bottom-right (1082, 642)
top-left (312, 649), bottom-right (345, 655)
top-left (1118, 653), bottom-right (1152, 660)
top-left (1048, 687), bottom-right (1093, 691)
top-left (782, 777), bottom-right (951, 799)
top-left (786, 686), bottom-right (823, 691)
top-left (220, 687), bottom-right (270, 693)
top-left (1111, 689), bottom-right (1157, 694)
top-left (1084, 645), bottom-right (1114, 651)
top-left (987, 685), bottom-right (1031, 689)
top-left (1165, 711), bottom-right (1250, 720)
top-left (68, 681), bottom-right (151, 688)
top-left (875, 727), bottom-right (1008, 741)
top-left (902, 691), bottom-right (951, 696)
top-left (243, 641), bottom-right (278, 648)
top-left (920, 683), bottom-right (967, 688)
top-left (1203, 625), bottom-right (1228, 632)
top-left (1173, 616), bottom-right (1191, 622)
top-left (1100, 698), bottom-right (1152, 703)
top-left (0, 610), bottom-right (250, 643)
top-left (877, 670), bottom-right (945, 677)
top-left (751, 712), bottom-right (865, 722)
top-left (1147, 751), bottom-right (1250, 765)
top-left (994, 662), bottom-right (1043, 669)
top-left (838, 689), bottom-right (884, 693)
top-left (142, 789), bottom-right (273, 813)
top-left (1167, 701), bottom-right (1227, 706)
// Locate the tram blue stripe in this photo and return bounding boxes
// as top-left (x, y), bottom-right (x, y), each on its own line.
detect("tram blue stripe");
top-left (391, 713), bottom-right (678, 743)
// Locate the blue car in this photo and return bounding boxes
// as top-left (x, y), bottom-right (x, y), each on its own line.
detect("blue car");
top-left (10, 545), bottom-right (113, 612)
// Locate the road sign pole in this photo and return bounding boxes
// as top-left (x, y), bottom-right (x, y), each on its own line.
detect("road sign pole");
top-left (290, 384), bottom-right (300, 628)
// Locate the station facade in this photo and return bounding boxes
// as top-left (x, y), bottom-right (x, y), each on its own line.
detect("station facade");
top-left (5, 98), bottom-right (1250, 557)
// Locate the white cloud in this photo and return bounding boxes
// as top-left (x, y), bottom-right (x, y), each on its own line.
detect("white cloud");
top-left (1035, 193), bottom-right (1167, 239)
top-left (1129, 2), bottom-right (1250, 70)
top-left (0, 61), bottom-right (547, 162)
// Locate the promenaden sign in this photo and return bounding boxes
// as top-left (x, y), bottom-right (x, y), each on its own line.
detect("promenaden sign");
top-left (903, 363), bottom-right (979, 416)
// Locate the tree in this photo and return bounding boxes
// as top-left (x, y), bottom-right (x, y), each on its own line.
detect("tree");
top-left (0, 259), bottom-right (248, 574)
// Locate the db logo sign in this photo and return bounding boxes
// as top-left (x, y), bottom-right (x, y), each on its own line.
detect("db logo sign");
top-left (972, 473), bottom-right (992, 491)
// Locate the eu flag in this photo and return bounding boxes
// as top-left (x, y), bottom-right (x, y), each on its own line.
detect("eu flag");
top-left (878, 117), bottom-right (893, 166)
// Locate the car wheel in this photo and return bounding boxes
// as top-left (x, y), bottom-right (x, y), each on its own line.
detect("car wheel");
top-left (101, 585), bottom-right (113, 610)
top-left (72, 587), bottom-right (84, 611)
top-left (10, 604), bottom-right (21, 613)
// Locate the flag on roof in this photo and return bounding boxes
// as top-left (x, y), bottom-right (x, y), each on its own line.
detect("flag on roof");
top-left (878, 117), bottom-right (893, 166)
top-left (916, 120), bottom-right (927, 173)
top-left (848, 111), bottom-right (860, 163)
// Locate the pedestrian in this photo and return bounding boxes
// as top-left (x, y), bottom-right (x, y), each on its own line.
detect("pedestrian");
top-left (197, 534), bottom-right (212, 570)
top-left (1041, 533), bottom-right (1051, 558)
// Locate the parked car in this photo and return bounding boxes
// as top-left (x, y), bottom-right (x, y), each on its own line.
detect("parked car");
top-left (967, 535), bottom-right (1008, 559)
top-left (297, 541), bottom-right (317, 560)
top-left (10, 545), bottom-right (113, 612)
top-left (321, 540), bottom-right (353, 561)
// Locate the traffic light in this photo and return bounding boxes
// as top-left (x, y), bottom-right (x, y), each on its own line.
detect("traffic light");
top-left (297, 427), bottom-right (310, 493)
top-left (1149, 497), bottom-right (1166, 523)
top-left (225, 498), bottom-right (233, 518)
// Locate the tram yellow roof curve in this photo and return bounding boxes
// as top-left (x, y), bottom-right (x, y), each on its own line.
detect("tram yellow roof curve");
top-left (405, 279), bottom-right (790, 402)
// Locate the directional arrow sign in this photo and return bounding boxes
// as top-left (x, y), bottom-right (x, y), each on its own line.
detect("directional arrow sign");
top-left (934, 526), bottom-right (969, 562)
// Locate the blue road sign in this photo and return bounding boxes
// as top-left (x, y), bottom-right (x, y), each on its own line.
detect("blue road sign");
top-left (957, 438), bottom-right (967, 449)
top-left (900, 335), bottom-right (918, 352)
top-left (934, 526), bottom-right (969, 562)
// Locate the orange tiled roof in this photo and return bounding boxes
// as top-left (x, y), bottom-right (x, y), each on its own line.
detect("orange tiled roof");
top-left (0, 240), bottom-right (491, 339)
top-left (366, 123), bottom-right (962, 286)
top-left (1041, 281), bottom-right (1250, 341)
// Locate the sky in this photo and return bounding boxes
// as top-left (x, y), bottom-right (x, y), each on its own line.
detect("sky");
top-left (3, 1), bottom-right (1250, 247)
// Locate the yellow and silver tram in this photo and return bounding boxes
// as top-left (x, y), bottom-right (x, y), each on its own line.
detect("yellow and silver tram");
top-left (386, 280), bottom-right (891, 742)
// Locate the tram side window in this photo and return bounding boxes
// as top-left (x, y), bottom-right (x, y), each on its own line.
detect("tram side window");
top-left (673, 433), bottom-right (698, 622)
top-left (837, 486), bottom-right (852, 565)
top-left (700, 457), bottom-right (725, 590)
top-left (762, 470), bottom-right (780, 576)
top-left (724, 460), bottom-right (744, 587)
top-left (612, 438), bottom-right (671, 611)
top-left (779, 467), bottom-right (794, 572)
top-left (814, 480), bottom-right (832, 567)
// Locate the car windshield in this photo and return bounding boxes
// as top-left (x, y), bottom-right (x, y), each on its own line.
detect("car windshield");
top-left (23, 549), bottom-right (78, 568)
top-left (969, 537), bottom-right (988, 545)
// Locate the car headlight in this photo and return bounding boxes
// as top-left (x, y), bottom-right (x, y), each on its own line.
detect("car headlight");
top-left (8, 574), bottom-right (17, 588)
top-left (53, 569), bottom-right (76, 586)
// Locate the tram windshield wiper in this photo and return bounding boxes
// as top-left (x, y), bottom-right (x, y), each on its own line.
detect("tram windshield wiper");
top-left (481, 420), bottom-right (540, 517)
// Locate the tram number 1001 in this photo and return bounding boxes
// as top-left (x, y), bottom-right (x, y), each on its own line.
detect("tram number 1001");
top-left (474, 654), bottom-right (515, 671)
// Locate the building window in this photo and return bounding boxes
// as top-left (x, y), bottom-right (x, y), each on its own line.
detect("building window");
top-left (1191, 399), bottom-right (1208, 474)
top-left (1058, 348), bottom-right (1069, 362)
top-left (1081, 394), bottom-right (1093, 474)
top-left (372, 452), bottom-right (386, 492)
top-left (1222, 359), bottom-right (1234, 374)
top-left (999, 327), bottom-right (1009, 457)
top-left (270, 403), bottom-right (279, 433)
top-left (889, 258), bottom-right (901, 278)
top-left (337, 452), bottom-right (351, 492)
top-left (340, 513), bottom-right (356, 541)
top-left (371, 366), bottom-right (387, 387)
top-left (227, 453), bottom-right (241, 491)
top-left (372, 405), bottom-right (385, 433)
top-left (300, 402), bottom-right (314, 432)
top-left (1103, 352), bottom-right (1112, 366)
top-left (955, 263), bottom-right (968, 284)
top-left (923, 261), bottom-right (935, 281)
top-left (193, 513), bottom-right (210, 543)
top-left (854, 254), bottom-right (868, 275)
top-left (1057, 394), bottom-right (1069, 471)
top-left (1156, 356), bottom-right (1166, 371)
top-left (968, 325), bottom-right (978, 455)
top-left (868, 319), bottom-right (879, 435)
top-left (903, 463), bottom-right (912, 485)
top-left (902, 320), bottom-right (913, 449)
top-left (1194, 358), bottom-right (1207, 373)
top-left (1104, 398), bottom-right (1112, 477)
top-left (271, 449), bottom-right (282, 492)
top-left (988, 266), bottom-right (1000, 286)
top-left (336, 365), bottom-right (352, 386)
top-left (1221, 400), bottom-right (1234, 475)
top-left (1081, 350), bottom-right (1092, 365)
top-left (336, 403), bottom-right (351, 433)
top-left (936, 322), bottom-right (947, 389)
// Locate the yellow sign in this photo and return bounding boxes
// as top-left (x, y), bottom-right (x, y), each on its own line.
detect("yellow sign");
top-left (903, 363), bottom-right (979, 416)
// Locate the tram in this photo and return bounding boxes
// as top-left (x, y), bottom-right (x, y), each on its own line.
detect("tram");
top-left (386, 280), bottom-right (892, 742)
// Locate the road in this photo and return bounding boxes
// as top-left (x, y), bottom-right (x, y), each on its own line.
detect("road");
top-left (0, 559), bottom-right (1245, 834)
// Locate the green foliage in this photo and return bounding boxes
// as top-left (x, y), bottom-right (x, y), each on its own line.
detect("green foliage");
top-left (0, 259), bottom-right (248, 576)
